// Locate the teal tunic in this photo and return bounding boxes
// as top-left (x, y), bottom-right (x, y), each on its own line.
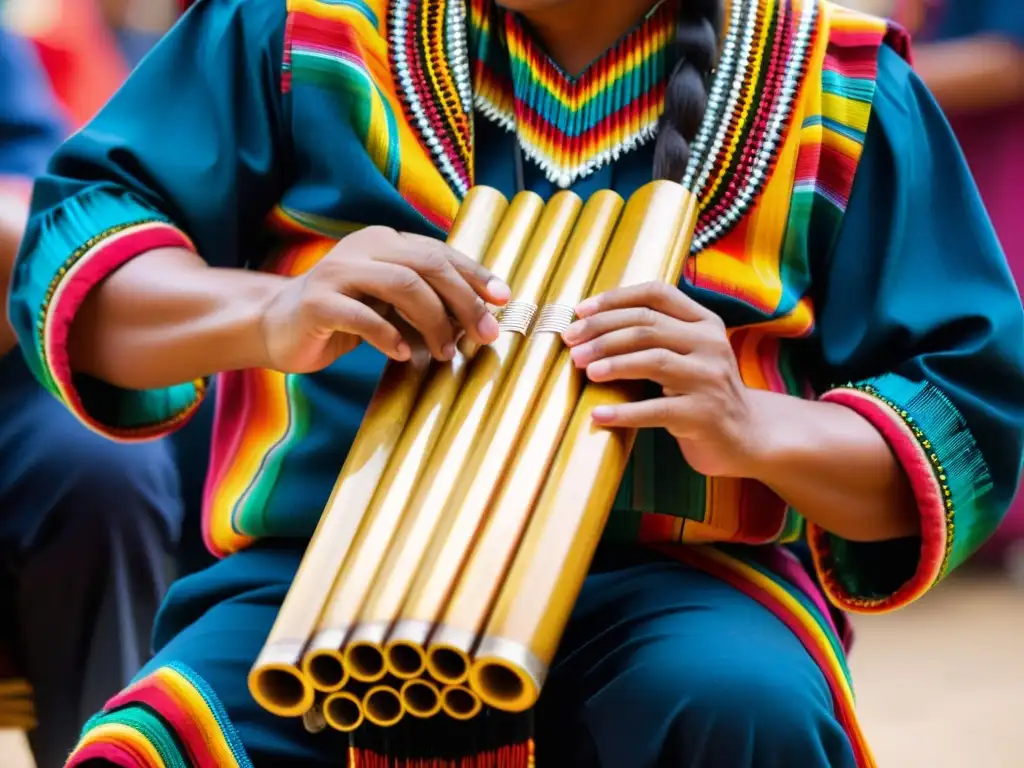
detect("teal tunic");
top-left (9, 1), bottom-right (1024, 767)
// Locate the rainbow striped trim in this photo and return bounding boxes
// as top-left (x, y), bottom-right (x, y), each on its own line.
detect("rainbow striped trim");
top-left (813, 375), bottom-right (992, 613)
top-left (37, 219), bottom-right (206, 442)
top-left (65, 663), bottom-right (252, 768)
top-left (666, 545), bottom-right (876, 768)
top-left (473, 1), bottom-right (675, 189)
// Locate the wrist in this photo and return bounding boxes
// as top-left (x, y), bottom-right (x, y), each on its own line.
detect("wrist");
top-left (227, 271), bottom-right (290, 372)
top-left (734, 388), bottom-right (806, 483)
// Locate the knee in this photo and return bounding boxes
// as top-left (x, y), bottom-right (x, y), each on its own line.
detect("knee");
top-left (657, 655), bottom-right (850, 766)
top-left (40, 432), bottom-right (184, 545)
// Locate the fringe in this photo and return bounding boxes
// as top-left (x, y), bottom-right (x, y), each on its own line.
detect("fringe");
top-left (349, 710), bottom-right (534, 768)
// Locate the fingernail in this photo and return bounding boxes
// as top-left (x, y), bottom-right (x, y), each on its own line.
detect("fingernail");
top-left (592, 406), bottom-right (614, 422)
top-left (576, 298), bottom-right (598, 317)
top-left (441, 342), bottom-right (456, 361)
top-left (562, 322), bottom-right (582, 343)
top-left (487, 279), bottom-right (511, 303)
top-left (396, 341), bottom-right (412, 361)
top-left (477, 311), bottom-right (499, 340)
top-left (587, 360), bottom-right (610, 379)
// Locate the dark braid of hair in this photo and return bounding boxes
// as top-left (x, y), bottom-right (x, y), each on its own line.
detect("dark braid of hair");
top-left (653, 0), bottom-right (724, 181)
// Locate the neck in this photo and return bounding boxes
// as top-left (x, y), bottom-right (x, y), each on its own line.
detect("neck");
top-left (517, 0), bottom-right (662, 75)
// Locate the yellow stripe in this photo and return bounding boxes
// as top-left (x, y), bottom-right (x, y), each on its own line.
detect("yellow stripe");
top-left (75, 723), bottom-right (168, 768)
top-left (158, 668), bottom-right (241, 767)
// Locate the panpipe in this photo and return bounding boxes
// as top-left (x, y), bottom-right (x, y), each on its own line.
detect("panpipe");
top-left (248, 179), bottom-right (700, 741)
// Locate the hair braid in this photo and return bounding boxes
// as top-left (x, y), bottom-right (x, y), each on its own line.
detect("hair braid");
top-left (653, 0), bottom-right (724, 181)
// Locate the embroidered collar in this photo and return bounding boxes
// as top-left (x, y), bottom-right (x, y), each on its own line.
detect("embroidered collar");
top-left (471, 1), bottom-right (676, 189)
top-left (388, 0), bottom-right (820, 251)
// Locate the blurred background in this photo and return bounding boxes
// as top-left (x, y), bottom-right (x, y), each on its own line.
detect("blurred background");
top-left (1, 0), bottom-right (1022, 765)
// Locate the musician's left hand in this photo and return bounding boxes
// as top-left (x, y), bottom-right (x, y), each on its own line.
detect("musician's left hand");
top-left (562, 281), bottom-right (760, 479)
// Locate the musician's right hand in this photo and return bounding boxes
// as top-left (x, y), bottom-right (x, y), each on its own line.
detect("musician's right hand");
top-left (258, 227), bottom-right (511, 374)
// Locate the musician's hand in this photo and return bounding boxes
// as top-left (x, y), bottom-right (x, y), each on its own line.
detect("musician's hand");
top-left (562, 281), bottom-right (759, 478)
top-left (260, 227), bottom-right (510, 373)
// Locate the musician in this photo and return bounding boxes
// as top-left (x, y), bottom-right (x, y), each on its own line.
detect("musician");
top-left (9, 0), bottom-right (1023, 766)
top-left (0, 26), bottom-right (184, 768)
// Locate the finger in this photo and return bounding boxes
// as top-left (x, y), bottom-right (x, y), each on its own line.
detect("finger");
top-left (341, 261), bottom-right (455, 361)
top-left (576, 281), bottom-right (710, 323)
top-left (562, 307), bottom-right (662, 346)
top-left (569, 323), bottom-right (696, 368)
top-left (592, 397), bottom-right (693, 430)
top-left (380, 237), bottom-right (502, 345)
top-left (401, 233), bottom-right (512, 306)
top-left (584, 348), bottom-right (701, 389)
top-left (307, 292), bottom-right (411, 362)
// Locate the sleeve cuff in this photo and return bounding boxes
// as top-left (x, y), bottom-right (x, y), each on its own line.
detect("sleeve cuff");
top-left (18, 190), bottom-right (206, 441)
top-left (809, 373), bottom-right (992, 614)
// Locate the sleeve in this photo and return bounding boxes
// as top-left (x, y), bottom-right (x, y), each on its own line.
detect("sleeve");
top-left (807, 44), bottom-right (1024, 614)
top-left (0, 28), bottom-right (66, 199)
top-left (8, 0), bottom-right (289, 441)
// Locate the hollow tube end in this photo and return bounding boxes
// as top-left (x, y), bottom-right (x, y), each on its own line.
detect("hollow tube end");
top-left (301, 648), bottom-right (349, 693)
top-left (425, 643), bottom-right (471, 686)
top-left (247, 662), bottom-right (315, 718)
top-left (441, 685), bottom-right (483, 721)
top-left (344, 641), bottom-right (388, 684)
top-left (384, 639), bottom-right (427, 680)
top-left (469, 637), bottom-right (545, 713)
top-left (400, 678), bottom-right (443, 719)
top-left (323, 691), bottom-right (365, 733)
top-left (363, 685), bottom-right (405, 728)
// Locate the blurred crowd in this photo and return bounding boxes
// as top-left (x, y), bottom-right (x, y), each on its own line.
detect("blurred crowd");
top-left (0, 1), bottom-right (1021, 767)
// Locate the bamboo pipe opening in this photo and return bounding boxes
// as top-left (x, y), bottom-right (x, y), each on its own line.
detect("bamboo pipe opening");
top-left (400, 679), bottom-right (443, 719)
top-left (363, 685), bottom-right (405, 727)
top-left (441, 685), bottom-right (483, 721)
top-left (425, 644), bottom-right (470, 686)
top-left (384, 640), bottom-right (426, 680)
top-left (247, 664), bottom-right (315, 717)
top-left (469, 659), bottom-right (537, 714)
top-left (344, 642), bottom-right (387, 683)
top-left (302, 649), bottom-right (349, 692)
top-left (323, 691), bottom-right (365, 732)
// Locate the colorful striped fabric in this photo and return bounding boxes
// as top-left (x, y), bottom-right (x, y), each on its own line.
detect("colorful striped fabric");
top-left (65, 663), bottom-right (252, 768)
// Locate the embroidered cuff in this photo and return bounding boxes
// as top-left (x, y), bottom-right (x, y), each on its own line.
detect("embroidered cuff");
top-left (14, 189), bottom-right (205, 441)
top-left (809, 373), bottom-right (991, 613)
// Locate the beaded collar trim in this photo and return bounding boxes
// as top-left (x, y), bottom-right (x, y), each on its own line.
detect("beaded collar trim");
top-left (387, 0), bottom-right (821, 251)
top-left (472, 1), bottom-right (676, 189)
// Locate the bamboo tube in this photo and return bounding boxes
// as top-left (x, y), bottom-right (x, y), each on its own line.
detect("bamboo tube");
top-left (399, 678), bottom-right (443, 719)
top-left (351, 191), bottom-right (582, 679)
top-left (247, 185), bottom-right (510, 716)
top-left (363, 684), bottom-right (405, 728)
top-left (303, 191), bottom-right (545, 687)
top-left (424, 191), bottom-right (625, 685)
top-left (469, 181), bottom-right (700, 713)
top-left (323, 690), bottom-right (365, 733)
top-left (440, 685), bottom-right (483, 721)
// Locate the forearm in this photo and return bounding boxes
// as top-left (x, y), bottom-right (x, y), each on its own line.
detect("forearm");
top-left (913, 36), bottom-right (1024, 113)
top-left (740, 388), bottom-right (919, 542)
top-left (67, 248), bottom-right (285, 389)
